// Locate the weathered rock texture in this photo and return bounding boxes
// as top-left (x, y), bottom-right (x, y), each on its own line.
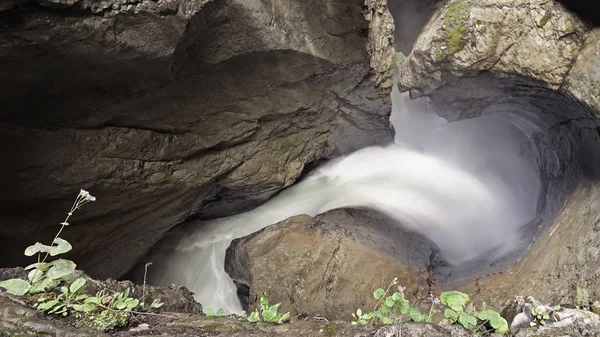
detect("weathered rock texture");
top-left (225, 209), bottom-right (435, 320)
top-left (397, 0), bottom-right (600, 309)
top-left (0, 0), bottom-right (395, 278)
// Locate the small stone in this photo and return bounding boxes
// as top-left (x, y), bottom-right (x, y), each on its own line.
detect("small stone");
top-left (511, 312), bottom-right (532, 330)
top-left (129, 323), bottom-right (150, 332)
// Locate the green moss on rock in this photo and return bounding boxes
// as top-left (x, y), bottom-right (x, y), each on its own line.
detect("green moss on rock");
top-left (539, 11), bottom-right (552, 28)
top-left (443, 0), bottom-right (472, 56)
top-left (88, 309), bottom-right (130, 332)
top-left (323, 324), bottom-right (339, 337)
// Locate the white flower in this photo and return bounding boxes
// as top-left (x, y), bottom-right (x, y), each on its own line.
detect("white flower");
top-left (79, 189), bottom-right (96, 202)
top-left (398, 285), bottom-right (406, 296)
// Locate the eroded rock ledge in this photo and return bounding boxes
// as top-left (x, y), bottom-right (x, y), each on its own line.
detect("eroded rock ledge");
top-left (0, 0), bottom-right (395, 279)
top-left (397, 0), bottom-right (600, 308)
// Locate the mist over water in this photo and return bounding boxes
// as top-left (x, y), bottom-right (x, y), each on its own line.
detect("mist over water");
top-left (148, 84), bottom-right (541, 314)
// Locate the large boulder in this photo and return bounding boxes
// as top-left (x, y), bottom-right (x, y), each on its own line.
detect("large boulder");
top-left (225, 209), bottom-right (435, 320)
top-left (397, 0), bottom-right (600, 309)
top-left (0, 0), bottom-right (395, 278)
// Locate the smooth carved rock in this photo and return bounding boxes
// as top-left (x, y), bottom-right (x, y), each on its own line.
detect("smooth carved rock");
top-left (0, 0), bottom-right (394, 278)
top-left (225, 209), bottom-right (435, 320)
top-left (398, 0), bottom-right (600, 314)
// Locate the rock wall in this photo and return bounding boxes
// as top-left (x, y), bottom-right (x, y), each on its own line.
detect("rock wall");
top-left (0, 0), bottom-right (395, 278)
top-left (397, 0), bottom-right (600, 308)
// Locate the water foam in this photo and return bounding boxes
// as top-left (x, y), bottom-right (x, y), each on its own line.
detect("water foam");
top-left (147, 86), bottom-right (541, 313)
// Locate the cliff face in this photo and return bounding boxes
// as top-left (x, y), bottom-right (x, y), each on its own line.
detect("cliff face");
top-left (397, 0), bottom-right (600, 306)
top-left (0, 0), bottom-right (395, 278)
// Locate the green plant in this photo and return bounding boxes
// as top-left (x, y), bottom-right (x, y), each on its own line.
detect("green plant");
top-left (440, 291), bottom-right (508, 334)
top-left (244, 294), bottom-right (290, 324)
top-left (531, 307), bottom-right (550, 325)
top-left (351, 278), bottom-right (435, 326)
top-left (0, 189), bottom-right (96, 296)
top-left (443, 0), bottom-right (473, 56)
top-left (34, 277), bottom-right (88, 316)
top-left (205, 308), bottom-right (226, 317)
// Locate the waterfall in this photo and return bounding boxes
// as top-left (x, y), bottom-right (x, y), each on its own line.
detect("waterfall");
top-left (147, 83), bottom-right (541, 314)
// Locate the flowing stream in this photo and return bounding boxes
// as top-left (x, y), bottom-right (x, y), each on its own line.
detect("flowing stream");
top-left (148, 84), bottom-right (541, 314)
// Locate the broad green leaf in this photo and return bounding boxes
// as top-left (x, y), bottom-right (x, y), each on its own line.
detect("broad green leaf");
top-left (24, 242), bottom-right (51, 256)
top-left (356, 309), bottom-right (362, 316)
top-left (75, 294), bottom-right (88, 301)
top-left (440, 291), bottom-right (469, 306)
top-left (458, 312), bottom-right (477, 329)
top-left (373, 288), bottom-right (385, 300)
top-left (46, 259), bottom-right (76, 280)
top-left (38, 299), bottom-right (60, 311)
top-left (150, 298), bottom-right (164, 308)
top-left (0, 279), bottom-right (30, 296)
top-left (125, 298), bottom-right (139, 310)
top-left (115, 301), bottom-right (127, 310)
top-left (69, 278), bottom-right (86, 294)
top-left (24, 262), bottom-right (52, 271)
top-left (216, 308), bottom-right (225, 316)
top-left (48, 238), bottom-right (72, 256)
top-left (262, 307), bottom-right (276, 321)
top-left (206, 308), bottom-right (215, 316)
top-left (248, 311), bottom-right (260, 323)
top-left (85, 297), bottom-right (102, 305)
top-left (380, 304), bottom-right (391, 314)
top-left (398, 299), bottom-right (410, 314)
top-left (122, 288), bottom-right (130, 300)
top-left (444, 309), bottom-right (459, 321)
top-left (280, 312), bottom-right (290, 322)
top-left (49, 303), bottom-right (66, 314)
top-left (385, 296), bottom-right (395, 307)
top-left (29, 277), bottom-right (58, 294)
top-left (260, 295), bottom-right (269, 308)
top-left (391, 292), bottom-right (401, 301)
top-left (442, 291), bottom-right (469, 311)
top-left (381, 316), bottom-right (392, 324)
top-left (374, 311), bottom-right (384, 320)
top-left (73, 303), bottom-right (97, 313)
top-left (409, 307), bottom-right (423, 322)
top-left (28, 269), bottom-right (45, 283)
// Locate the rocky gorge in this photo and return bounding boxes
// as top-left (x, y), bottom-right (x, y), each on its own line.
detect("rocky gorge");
top-left (2, 0), bottom-right (600, 336)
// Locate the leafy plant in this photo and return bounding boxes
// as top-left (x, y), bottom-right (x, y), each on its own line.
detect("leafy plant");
top-left (244, 294), bottom-right (290, 324)
top-left (0, 189), bottom-right (96, 296)
top-left (351, 278), bottom-right (437, 326)
top-left (34, 277), bottom-right (88, 316)
top-left (441, 291), bottom-right (508, 334)
top-left (150, 298), bottom-right (164, 309)
top-left (205, 307), bottom-right (226, 317)
top-left (530, 307), bottom-right (550, 326)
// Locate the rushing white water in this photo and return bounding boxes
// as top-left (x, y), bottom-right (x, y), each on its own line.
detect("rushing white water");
top-left (148, 85), bottom-right (541, 314)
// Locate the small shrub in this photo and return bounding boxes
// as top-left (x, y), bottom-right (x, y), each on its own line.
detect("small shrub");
top-left (351, 278), bottom-right (438, 325)
top-left (242, 294), bottom-right (290, 324)
top-left (205, 308), bottom-right (226, 317)
top-left (440, 290), bottom-right (508, 334)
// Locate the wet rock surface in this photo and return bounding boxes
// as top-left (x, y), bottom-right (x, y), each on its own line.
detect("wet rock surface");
top-left (397, 0), bottom-right (600, 309)
top-left (225, 209), bottom-right (435, 320)
top-left (0, 0), bottom-right (395, 279)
